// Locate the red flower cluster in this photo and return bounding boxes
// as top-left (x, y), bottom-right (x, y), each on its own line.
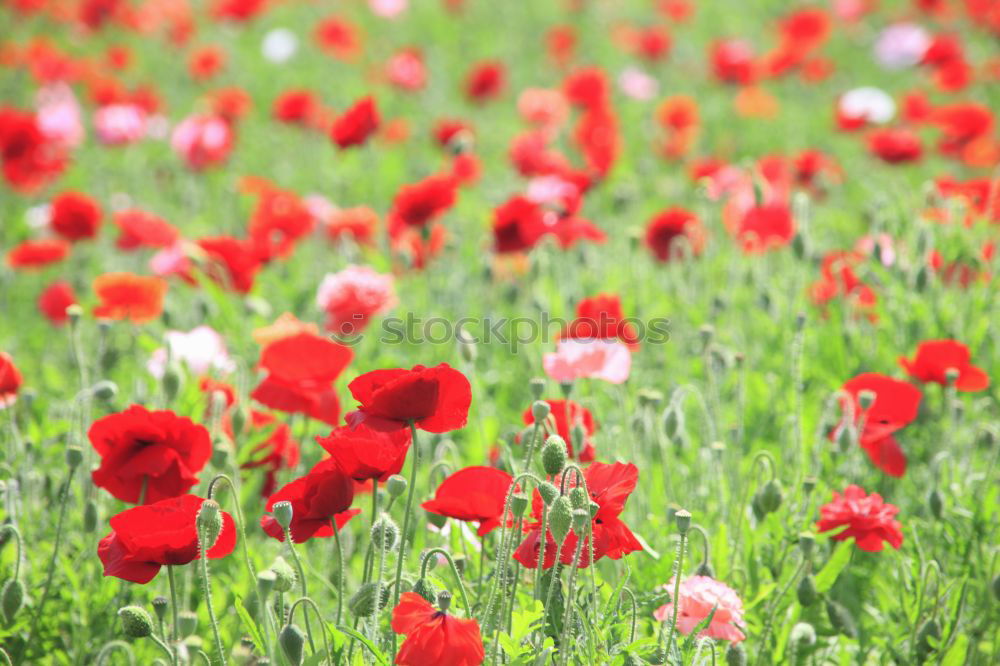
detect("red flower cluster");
top-left (817, 485), bottom-right (903, 552)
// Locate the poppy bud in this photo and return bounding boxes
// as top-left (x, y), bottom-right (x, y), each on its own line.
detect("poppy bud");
top-left (91, 380), bottom-right (118, 401)
top-left (230, 407), bottom-right (247, 440)
top-left (589, 500), bottom-right (600, 519)
top-left (257, 570), bottom-right (276, 600)
top-left (387, 474), bottom-right (407, 498)
top-left (272, 501), bottom-right (294, 530)
top-left (725, 643), bottom-right (747, 666)
top-left (279, 623), bottom-right (305, 666)
top-left (531, 400), bottom-right (551, 424)
top-left (674, 509), bottom-right (691, 536)
top-left (541, 436), bottom-right (567, 476)
top-left (371, 514), bottom-right (400, 552)
top-left (548, 496), bottom-right (573, 545)
top-left (792, 233), bottom-right (807, 260)
top-left (452, 554), bottom-right (467, 577)
top-left (825, 599), bottom-right (857, 638)
top-left (529, 378), bottom-right (545, 399)
top-left (412, 577), bottom-right (436, 602)
top-left (569, 487), bottom-right (588, 510)
top-left (571, 508), bottom-right (590, 533)
top-left (211, 441), bottom-right (229, 468)
top-left (637, 389), bottom-right (663, 408)
top-left (118, 605), bottom-right (154, 639)
top-left (694, 561), bottom-right (715, 577)
top-left (570, 423), bottom-right (585, 454)
top-left (436, 590), bottom-right (452, 613)
top-left (65, 446), bottom-right (83, 469)
top-left (84, 499), bottom-right (98, 532)
top-left (151, 596), bottom-right (169, 622)
top-left (270, 557), bottom-right (296, 593)
top-left (349, 582), bottom-right (386, 617)
top-left (162, 364), bottom-right (182, 402)
top-left (100, 347), bottom-right (120, 374)
top-left (916, 618), bottom-right (941, 661)
top-left (758, 479), bottom-right (783, 514)
top-left (426, 510), bottom-right (448, 529)
top-left (798, 532), bottom-right (815, 557)
top-left (537, 481), bottom-right (559, 506)
top-left (789, 621), bottom-right (816, 648)
top-left (796, 574), bottom-right (818, 607)
top-left (511, 493), bottom-right (529, 519)
top-left (67, 304), bottom-right (83, 326)
top-left (197, 499), bottom-right (223, 550)
top-left (2, 579), bottom-right (24, 623)
top-left (802, 477), bottom-right (816, 494)
top-left (915, 265), bottom-right (930, 292)
top-left (928, 489), bottom-right (943, 520)
top-left (178, 610), bottom-right (199, 637)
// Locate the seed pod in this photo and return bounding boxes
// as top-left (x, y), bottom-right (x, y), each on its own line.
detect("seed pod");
top-left (197, 499), bottom-right (223, 550)
top-left (725, 643), bottom-right (748, 666)
top-left (548, 496), bottom-right (573, 545)
top-left (798, 532), bottom-right (815, 558)
top-left (436, 591), bottom-right (452, 613)
top-left (673, 509), bottom-right (691, 536)
top-left (825, 599), bottom-right (857, 638)
top-left (272, 501), bottom-right (294, 530)
top-left (537, 482), bottom-right (559, 506)
top-left (65, 446), bottom-right (84, 469)
top-left (531, 400), bottom-right (551, 424)
top-left (796, 574), bottom-right (818, 607)
top-left (387, 474), bottom-right (407, 498)
top-left (151, 596), bottom-right (169, 623)
top-left (2, 579), bottom-right (25, 622)
top-left (178, 610), bottom-right (199, 637)
top-left (571, 509), bottom-right (590, 533)
top-left (529, 378), bottom-right (545, 399)
top-left (541, 436), bottom-right (568, 476)
top-left (118, 605), bottom-right (154, 639)
top-left (270, 556), bottom-right (297, 593)
top-left (279, 624), bottom-right (305, 666)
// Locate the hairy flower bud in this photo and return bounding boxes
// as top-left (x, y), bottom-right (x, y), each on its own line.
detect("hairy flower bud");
top-left (412, 578), bottom-right (436, 602)
top-left (350, 582), bottom-right (386, 618)
top-left (197, 499), bottom-right (223, 550)
top-left (2, 579), bottom-right (25, 623)
top-left (568, 487), bottom-right (588, 510)
top-left (371, 514), bottom-right (400, 552)
top-left (548, 496), bottom-right (573, 545)
top-left (279, 624), bottom-right (305, 666)
top-left (118, 605), bottom-right (154, 638)
top-left (270, 556), bottom-right (296, 593)
top-left (825, 599), bottom-right (857, 638)
top-left (537, 482), bottom-right (559, 506)
top-left (758, 479), bottom-right (783, 514)
top-left (541, 436), bottom-right (567, 476)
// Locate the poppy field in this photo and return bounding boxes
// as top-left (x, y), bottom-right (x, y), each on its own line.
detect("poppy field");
top-left (2, 0), bottom-right (1000, 664)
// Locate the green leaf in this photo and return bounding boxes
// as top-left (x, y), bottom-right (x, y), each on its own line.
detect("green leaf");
top-left (941, 634), bottom-right (969, 666)
top-left (233, 595), bottom-right (266, 655)
top-left (814, 539), bottom-right (854, 593)
top-left (337, 625), bottom-right (388, 665)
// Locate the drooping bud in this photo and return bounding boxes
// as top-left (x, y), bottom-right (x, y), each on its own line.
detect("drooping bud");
top-left (537, 482), bottom-right (559, 506)
top-left (510, 493), bottom-right (529, 519)
top-left (531, 400), bottom-right (551, 424)
top-left (796, 574), bottom-right (818, 607)
top-left (825, 599), bottom-right (857, 638)
top-left (548, 496), bottom-right (573, 545)
top-left (118, 605), bottom-right (154, 638)
top-left (411, 578), bottom-right (436, 602)
top-left (272, 501), bottom-right (294, 530)
top-left (674, 509), bottom-right (691, 536)
top-left (541, 436), bottom-right (568, 476)
top-left (279, 624), bottom-right (305, 666)
top-left (197, 499), bottom-right (223, 550)
top-left (724, 643), bottom-right (747, 666)
top-left (270, 556), bottom-right (296, 593)
top-left (178, 610), bottom-right (199, 637)
top-left (758, 479), bottom-right (783, 514)
top-left (91, 380), bottom-right (118, 401)
top-left (2, 579), bottom-right (25, 622)
top-left (426, 509), bottom-right (448, 529)
top-left (349, 582), bottom-right (385, 617)
top-left (789, 621), bottom-right (817, 649)
top-left (387, 475), bottom-right (407, 498)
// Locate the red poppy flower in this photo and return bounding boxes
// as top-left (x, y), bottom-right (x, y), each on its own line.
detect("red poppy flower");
top-left (492, 196), bottom-right (547, 254)
top-left (931, 103), bottom-right (994, 158)
top-left (432, 119), bottom-right (473, 148)
top-left (836, 373), bottom-right (922, 478)
top-left (817, 485), bottom-right (903, 552)
top-left (464, 61), bottom-right (506, 102)
top-left (38, 280), bottom-right (76, 325)
top-left (392, 592), bottom-right (485, 666)
top-left (422, 466), bottom-right (514, 536)
top-left (92, 272), bottom-right (167, 323)
top-left (260, 458), bottom-right (359, 543)
top-left (325, 206), bottom-right (378, 245)
top-left (245, 180), bottom-right (315, 260)
top-left (331, 96), bottom-right (380, 149)
top-left (0, 106), bottom-right (67, 193)
top-left (710, 39), bottom-right (757, 85)
top-left (561, 294), bottom-right (640, 351)
top-left (390, 222), bottom-right (447, 270)
top-left (547, 25), bottom-right (577, 67)
top-left (345, 363), bottom-right (472, 433)
top-left (520, 398), bottom-right (595, 461)
top-left (50, 191), bottom-right (103, 241)
top-left (563, 67), bottom-right (610, 111)
top-left (114, 210), bottom-right (179, 250)
top-left (316, 422), bottom-right (411, 482)
top-left (809, 251), bottom-right (877, 319)
top-left (241, 411), bottom-right (301, 497)
top-left (196, 236), bottom-right (261, 293)
top-left (388, 174), bottom-right (458, 230)
top-left (633, 25), bottom-right (672, 61)
top-left (729, 201), bottom-right (795, 253)
top-left (314, 16), bottom-right (362, 60)
top-left (514, 461), bottom-right (642, 569)
top-left (573, 107), bottom-right (619, 178)
top-left (0, 352), bottom-right (23, 407)
top-left (867, 128), bottom-right (923, 164)
top-left (899, 340), bottom-right (989, 392)
top-left (250, 332), bottom-right (353, 426)
top-left (645, 208), bottom-right (704, 261)
top-left (6, 238), bottom-right (71, 269)
top-left (188, 45), bottom-right (226, 81)
top-left (273, 89), bottom-right (319, 126)
top-left (211, 0), bottom-right (267, 21)
top-left (90, 405), bottom-right (212, 504)
top-left (207, 87), bottom-right (253, 124)
top-left (98, 494), bottom-right (237, 584)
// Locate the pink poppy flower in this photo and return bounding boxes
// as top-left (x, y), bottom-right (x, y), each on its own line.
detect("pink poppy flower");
top-left (543, 339), bottom-right (631, 385)
top-left (95, 104), bottom-right (148, 145)
top-left (316, 265), bottom-right (396, 335)
top-left (148, 326), bottom-right (235, 379)
top-left (653, 576), bottom-right (746, 643)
